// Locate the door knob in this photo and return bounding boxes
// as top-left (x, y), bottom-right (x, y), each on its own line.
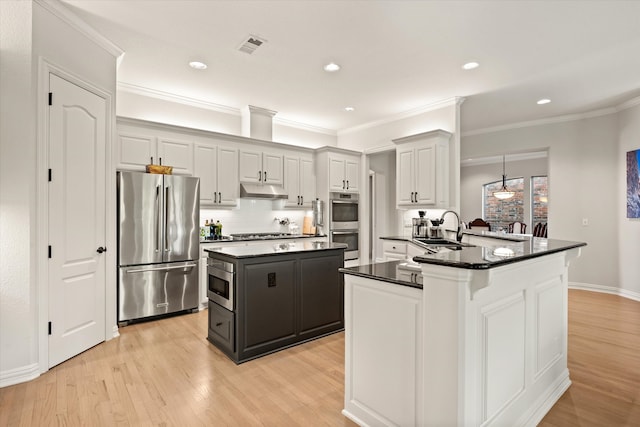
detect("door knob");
top-left (96, 247), bottom-right (107, 254)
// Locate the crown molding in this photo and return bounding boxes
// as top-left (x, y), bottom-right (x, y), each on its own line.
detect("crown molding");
top-left (616, 94), bottom-right (640, 112)
top-left (337, 96), bottom-right (464, 136)
top-left (461, 151), bottom-right (548, 167)
top-left (36, 0), bottom-right (123, 59)
top-left (117, 82), bottom-right (240, 115)
top-left (461, 98), bottom-right (640, 137)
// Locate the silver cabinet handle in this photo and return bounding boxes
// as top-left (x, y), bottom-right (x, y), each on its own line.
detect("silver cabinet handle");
top-left (264, 171), bottom-right (267, 182)
top-left (343, 179), bottom-right (345, 189)
top-left (410, 192), bottom-right (414, 203)
top-left (126, 263), bottom-right (197, 274)
top-left (346, 180), bottom-right (349, 189)
top-left (259, 170), bottom-right (262, 181)
top-left (300, 196), bottom-right (303, 205)
top-left (214, 192), bottom-right (218, 203)
top-left (297, 196), bottom-right (300, 205)
top-left (415, 192), bottom-right (418, 202)
top-left (218, 192), bottom-right (221, 203)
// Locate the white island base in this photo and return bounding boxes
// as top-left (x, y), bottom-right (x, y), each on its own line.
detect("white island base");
top-left (342, 247), bottom-right (581, 427)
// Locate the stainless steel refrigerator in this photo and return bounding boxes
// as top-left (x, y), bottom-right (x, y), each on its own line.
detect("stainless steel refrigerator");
top-left (117, 171), bottom-right (200, 324)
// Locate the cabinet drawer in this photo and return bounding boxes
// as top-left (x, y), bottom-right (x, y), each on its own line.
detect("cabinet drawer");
top-left (383, 241), bottom-right (407, 254)
top-left (208, 301), bottom-right (235, 354)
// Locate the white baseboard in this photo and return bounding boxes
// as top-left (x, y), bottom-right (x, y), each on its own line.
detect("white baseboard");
top-left (0, 363), bottom-right (40, 388)
top-left (569, 282), bottom-right (640, 302)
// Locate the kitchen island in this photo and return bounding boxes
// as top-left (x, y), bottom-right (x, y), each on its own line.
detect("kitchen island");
top-left (341, 236), bottom-right (586, 427)
top-left (205, 241), bottom-right (346, 363)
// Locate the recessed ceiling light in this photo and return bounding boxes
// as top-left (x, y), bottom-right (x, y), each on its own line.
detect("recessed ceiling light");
top-left (344, 107), bottom-right (355, 112)
top-left (537, 98), bottom-right (551, 105)
top-left (462, 62), bottom-right (479, 70)
top-left (324, 62), bottom-right (341, 72)
top-left (189, 61), bottom-right (208, 70)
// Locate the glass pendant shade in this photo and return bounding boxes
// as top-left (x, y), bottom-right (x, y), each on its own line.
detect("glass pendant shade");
top-left (493, 156), bottom-right (515, 200)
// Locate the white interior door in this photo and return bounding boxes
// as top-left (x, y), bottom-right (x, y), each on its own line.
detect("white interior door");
top-left (48, 74), bottom-right (106, 368)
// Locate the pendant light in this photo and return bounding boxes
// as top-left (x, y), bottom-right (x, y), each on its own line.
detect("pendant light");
top-left (493, 155), bottom-right (515, 200)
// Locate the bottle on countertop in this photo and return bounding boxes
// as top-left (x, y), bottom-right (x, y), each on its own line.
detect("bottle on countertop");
top-left (209, 219), bottom-right (215, 239)
top-left (215, 220), bottom-right (222, 238)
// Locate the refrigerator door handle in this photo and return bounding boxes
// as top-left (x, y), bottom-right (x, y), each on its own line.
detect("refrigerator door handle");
top-left (156, 185), bottom-right (161, 253)
top-left (165, 186), bottom-right (170, 252)
top-left (125, 263), bottom-right (198, 274)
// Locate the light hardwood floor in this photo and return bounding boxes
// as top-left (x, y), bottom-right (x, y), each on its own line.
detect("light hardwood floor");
top-left (1, 290), bottom-right (638, 426)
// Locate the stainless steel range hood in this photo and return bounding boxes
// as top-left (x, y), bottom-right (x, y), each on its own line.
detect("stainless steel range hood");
top-left (240, 183), bottom-right (288, 199)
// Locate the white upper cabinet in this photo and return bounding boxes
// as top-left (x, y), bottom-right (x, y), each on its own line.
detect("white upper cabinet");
top-left (328, 153), bottom-right (360, 192)
top-left (284, 155), bottom-right (316, 208)
top-left (239, 148), bottom-right (284, 185)
top-left (157, 137), bottom-right (194, 175)
top-left (194, 143), bottom-right (239, 207)
top-left (116, 124), bottom-right (194, 175)
top-left (393, 129), bottom-right (451, 209)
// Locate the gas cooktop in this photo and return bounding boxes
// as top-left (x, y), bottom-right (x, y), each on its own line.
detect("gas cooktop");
top-left (229, 232), bottom-right (297, 241)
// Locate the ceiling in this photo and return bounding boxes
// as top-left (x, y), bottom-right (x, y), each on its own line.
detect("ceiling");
top-left (60, 0), bottom-right (640, 135)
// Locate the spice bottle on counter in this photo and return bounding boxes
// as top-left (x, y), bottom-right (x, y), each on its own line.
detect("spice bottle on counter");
top-left (209, 219), bottom-right (215, 239)
top-left (215, 220), bottom-right (222, 238)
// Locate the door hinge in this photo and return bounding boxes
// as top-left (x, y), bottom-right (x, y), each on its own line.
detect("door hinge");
top-left (48, 92), bottom-right (52, 106)
top-left (48, 321), bottom-right (52, 335)
top-left (48, 169), bottom-right (52, 182)
top-left (48, 245), bottom-right (52, 258)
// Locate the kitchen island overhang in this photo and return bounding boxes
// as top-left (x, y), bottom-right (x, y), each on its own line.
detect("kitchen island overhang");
top-left (340, 237), bottom-right (586, 427)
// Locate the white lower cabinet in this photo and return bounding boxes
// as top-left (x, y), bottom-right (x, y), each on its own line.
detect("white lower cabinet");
top-left (344, 274), bottom-right (423, 426)
top-left (382, 240), bottom-right (407, 261)
top-left (382, 239), bottom-right (427, 261)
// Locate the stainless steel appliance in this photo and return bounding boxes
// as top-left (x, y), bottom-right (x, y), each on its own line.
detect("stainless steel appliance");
top-left (117, 171), bottom-right (200, 324)
top-left (329, 192), bottom-right (359, 260)
top-left (312, 198), bottom-right (325, 236)
top-left (207, 259), bottom-right (234, 311)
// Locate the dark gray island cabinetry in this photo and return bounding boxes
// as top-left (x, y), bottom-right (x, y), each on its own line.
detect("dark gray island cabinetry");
top-left (205, 241), bottom-right (345, 363)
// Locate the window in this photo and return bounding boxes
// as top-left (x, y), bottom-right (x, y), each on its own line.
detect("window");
top-left (483, 177), bottom-right (524, 231)
top-left (531, 176), bottom-right (548, 226)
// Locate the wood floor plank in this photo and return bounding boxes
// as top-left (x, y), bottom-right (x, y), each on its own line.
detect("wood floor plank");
top-left (1, 289), bottom-right (638, 426)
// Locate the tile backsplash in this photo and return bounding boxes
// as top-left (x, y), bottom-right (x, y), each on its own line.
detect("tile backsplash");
top-left (200, 199), bottom-right (312, 235)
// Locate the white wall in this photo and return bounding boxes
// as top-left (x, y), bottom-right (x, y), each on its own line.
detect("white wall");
top-left (462, 113), bottom-right (620, 291)
top-left (0, 0), bottom-right (118, 386)
top-left (0, 0), bottom-right (37, 379)
top-left (617, 101), bottom-right (640, 298)
top-left (461, 157), bottom-right (548, 227)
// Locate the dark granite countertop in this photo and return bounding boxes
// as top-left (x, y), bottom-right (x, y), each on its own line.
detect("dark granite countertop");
top-left (339, 260), bottom-right (423, 289)
top-left (379, 236), bottom-right (412, 242)
top-left (205, 241), bottom-right (346, 258)
top-left (413, 237), bottom-right (586, 269)
top-left (200, 234), bottom-right (323, 244)
top-left (460, 229), bottom-right (527, 242)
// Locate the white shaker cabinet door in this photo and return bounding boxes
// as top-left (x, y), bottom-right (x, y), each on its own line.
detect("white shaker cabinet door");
top-left (344, 158), bottom-right (359, 192)
top-left (396, 147), bottom-right (414, 206)
top-left (262, 152), bottom-right (284, 185)
top-left (239, 149), bottom-right (262, 183)
top-left (157, 137), bottom-right (194, 175)
top-left (415, 144), bottom-right (436, 205)
top-left (300, 157), bottom-right (316, 207)
top-left (194, 143), bottom-right (217, 205)
top-left (217, 147), bottom-right (239, 205)
top-left (117, 133), bottom-right (156, 171)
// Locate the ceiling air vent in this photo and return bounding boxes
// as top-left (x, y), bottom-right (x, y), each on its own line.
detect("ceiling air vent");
top-left (238, 35), bottom-right (267, 55)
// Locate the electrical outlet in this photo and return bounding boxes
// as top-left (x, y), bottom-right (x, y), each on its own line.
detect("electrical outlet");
top-left (582, 218), bottom-right (589, 226)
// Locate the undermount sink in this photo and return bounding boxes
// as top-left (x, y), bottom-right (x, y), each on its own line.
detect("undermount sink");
top-left (413, 238), bottom-right (473, 250)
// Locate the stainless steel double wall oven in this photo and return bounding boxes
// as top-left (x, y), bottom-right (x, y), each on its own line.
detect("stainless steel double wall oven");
top-left (329, 192), bottom-right (359, 261)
